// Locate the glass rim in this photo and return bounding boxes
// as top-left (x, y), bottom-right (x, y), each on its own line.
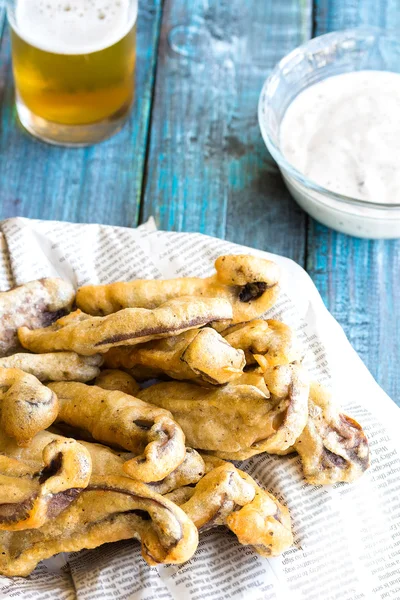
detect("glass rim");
top-left (258, 26), bottom-right (400, 211)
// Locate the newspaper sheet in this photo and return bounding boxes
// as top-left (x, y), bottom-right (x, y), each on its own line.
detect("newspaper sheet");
top-left (0, 216), bottom-right (399, 600)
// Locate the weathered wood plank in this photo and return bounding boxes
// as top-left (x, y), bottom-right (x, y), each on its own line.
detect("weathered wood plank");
top-left (308, 1), bottom-right (400, 403)
top-left (0, 0), bottom-right (162, 227)
top-left (314, 0), bottom-right (400, 32)
top-left (141, 0), bottom-right (312, 262)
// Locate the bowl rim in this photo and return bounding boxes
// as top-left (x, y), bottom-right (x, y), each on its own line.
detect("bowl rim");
top-left (258, 26), bottom-right (400, 210)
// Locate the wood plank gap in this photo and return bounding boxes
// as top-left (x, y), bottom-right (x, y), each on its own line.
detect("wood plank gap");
top-left (311, 0), bottom-right (318, 37)
top-left (138, 0), bottom-right (165, 225)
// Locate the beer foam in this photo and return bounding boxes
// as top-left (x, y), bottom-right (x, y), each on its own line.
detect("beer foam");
top-left (13, 0), bottom-right (137, 55)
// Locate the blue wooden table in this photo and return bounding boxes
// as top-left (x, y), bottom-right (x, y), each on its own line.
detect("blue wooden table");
top-left (0, 1), bottom-right (399, 405)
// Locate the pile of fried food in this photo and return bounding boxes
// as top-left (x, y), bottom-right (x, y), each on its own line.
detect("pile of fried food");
top-left (0, 255), bottom-right (369, 577)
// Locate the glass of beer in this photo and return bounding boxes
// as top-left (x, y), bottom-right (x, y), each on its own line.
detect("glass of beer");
top-left (6, 0), bottom-right (137, 146)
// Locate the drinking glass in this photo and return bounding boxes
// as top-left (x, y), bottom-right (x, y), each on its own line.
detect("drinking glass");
top-left (6, 0), bottom-right (138, 146)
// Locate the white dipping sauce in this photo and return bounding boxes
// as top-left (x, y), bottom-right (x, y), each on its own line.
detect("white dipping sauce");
top-left (280, 71), bottom-right (400, 204)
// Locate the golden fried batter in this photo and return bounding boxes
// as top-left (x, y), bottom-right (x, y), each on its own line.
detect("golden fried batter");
top-left (172, 463), bottom-right (293, 557)
top-left (146, 447), bottom-right (206, 495)
top-left (104, 327), bottom-right (245, 385)
top-left (165, 486), bottom-right (195, 505)
top-left (0, 353), bottom-right (102, 382)
top-left (0, 278), bottom-right (75, 357)
top-left (18, 298), bottom-right (233, 356)
top-left (232, 369), bottom-right (270, 395)
top-left (76, 255), bottom-right (280, 323)
top-left (0, 368), bottom-right (58, 446)
top-left (222, 319), bottom-right (302, 367)
top-left (0, 474), bottom-right (198, 576)
top-left (139, 364), bottom-right (309, 458)
top-left (95, 369), bottom-right (140, 396)
top-left (49, 382), bottom-right (186, 482)
top-left (292, 382), bottom-right (370, 485)
top-left (0, 429), bottom-right (91, 531)
top-left (80, 440), bottom-right (205, 495)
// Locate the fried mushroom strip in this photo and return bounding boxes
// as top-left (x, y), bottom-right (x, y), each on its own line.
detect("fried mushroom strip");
top-left (139, 364), bottom-right (309, 458)
top-left (76, 255), bottom-right (280, 323)
top-left (0, 278), bottom-right (75, 356)
top-left (0, 353), bottom-right (103, 382)
top-left (0, 429), bottom-right (91, 531)
top-left (18, 297), bottom-right (233, 356)
top-left (222, 319), bottom-right (302, 368)
top-left (80, 440), bottom-right (206, 495)
top-left (146, 448), bottom-right (205, 495)
top-left (232, 369), bottom-right (269, 395)
top-left (49, 382), bottom-right (186, 483)
top-left (104, 327), bottom-right (245, 385)
top-left (293, 381), bottom-right (370, 485)
top-left (0, 368), bottom-right (58, 446)
top-left (168, 463), bottom-right (293, 557)
top-left (0, 475), bottom-right (198, 576)
top-left (95, 369), bottom-right (140, 396)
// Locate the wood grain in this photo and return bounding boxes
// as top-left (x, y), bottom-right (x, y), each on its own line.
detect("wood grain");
top-left (314, 0), bottom-right (400, 32)
top-left (141, 0), bottom-right (312, 262)
top-left (309, 2), bottom-right (400, 404)
top-left (0, 0), bottom-right (162, 227)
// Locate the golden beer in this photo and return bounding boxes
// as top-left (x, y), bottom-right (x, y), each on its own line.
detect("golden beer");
top-left (7, 0), bottom-right (137, 144)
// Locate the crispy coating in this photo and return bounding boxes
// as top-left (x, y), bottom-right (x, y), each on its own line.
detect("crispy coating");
top-left (0, 474), bottom-right (199, 576)
top-left (104, 328), bottom-right (245, 385)
top-left (0, 429), bottom-right (91, 531)
top-left (80, 440), bottom-right (205, 495)
top-left (95, 369), bottom-right (140, 396)
top-left (200, 453), bottom-right (228, 473)
top-left (0, 353), bottom-right (102, 382)
top-left (49, 382), bottom-right (186, 483)
top-left (0, 368), bottom-right (59, 446)
top-left (139, 364), bottom-right (309, 458)
top-left (18, 298), bottom-right (233, 356)
top-left (76, 255), bottom-right (280, 323)
top-left (174, 463), bottom-right (293, 557)
top-left (293, 382), bottom-right (370, 485)
top-left (0, 278), bottom-right (75, 357)
top-left (165, 486), bottom-right (195, 505)
top-left (213, 365), bottom-right (309, 460)
top-left (146, 448), bottom-right (206, 495)
top-left (222, 319), bottom-right (302, 367)
top-left (232, 369), bottom-right (270, 396)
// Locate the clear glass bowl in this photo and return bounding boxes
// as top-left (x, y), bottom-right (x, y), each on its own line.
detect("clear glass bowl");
top-left (258, 28), bottom-right (400, 239)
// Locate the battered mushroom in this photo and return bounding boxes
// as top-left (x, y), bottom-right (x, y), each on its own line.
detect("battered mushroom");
top-left (222, 319), bottom-right (302, 368)
top-left (293, 381), bottom-right (370, 485)
top-left (0, 352), bottom-right (103, 382)
top-left (146, 447), bottom-right (206, 495)
top-left (0, 475), bottom-right (199, 576)
top-left (0, 429), bottom-right (91, 531)
top-left (104, 327), bottom-right (246, 385)
top-left (18, 297), bottom-right (233, 356)
top-left (80, 440), bottom-right (206, 495)
top-left (0, 278), bottom-right (75, 357)
top-left (95, 369), bottom-right (140, 396)
top-left (167, 463), bottom-right (293, 557)
top-left (231, 369), bottom-right (270, 396)
top-left (76, 255), bottom-right (280, 323)
top-left (139, 364), bottom-right (309, 459)
top-left (49, 382), bottom-right (186, 483)
top-left (0, 368), bottom-right (58, 446)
